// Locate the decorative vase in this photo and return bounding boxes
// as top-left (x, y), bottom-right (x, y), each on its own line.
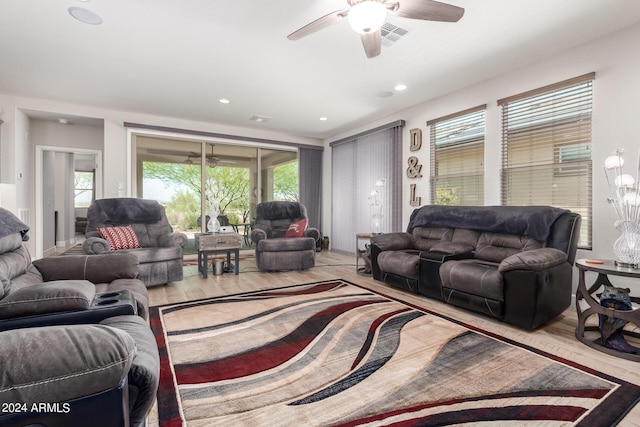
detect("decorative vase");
top-left (613, 220), bottom-right (640, 268)
top-left (207, 215), bottom-right (220, 233)
top-left (207, 199), bottom-right (221, 233)
top-left (371, 213), bottom-right (383, 235)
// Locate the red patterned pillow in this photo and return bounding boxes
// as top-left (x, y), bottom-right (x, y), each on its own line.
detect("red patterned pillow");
top-left (285, 218), bottom-right (307, 238)
top-left (98, 226), bottom-right (141, 250)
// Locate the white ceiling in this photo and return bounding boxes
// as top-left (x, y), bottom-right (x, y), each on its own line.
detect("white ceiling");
top-left (2, 0), bottom-right (640, 140)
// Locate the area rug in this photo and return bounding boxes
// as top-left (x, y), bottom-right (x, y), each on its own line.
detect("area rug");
top-left (150, 279), bottom-right (640, 426)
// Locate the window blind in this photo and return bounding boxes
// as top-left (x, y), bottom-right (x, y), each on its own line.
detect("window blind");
top-left (498, 73), bottom-right (594, 248)
top-left (331, 122), bottom-right (403, 254)
top-left (428, 105), bottom-right (486, 205)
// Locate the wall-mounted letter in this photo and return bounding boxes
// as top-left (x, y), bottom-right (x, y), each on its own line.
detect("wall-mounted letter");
top-left (409, 184), bottom-right (421, 206)
top-left (409, 128), bottom-right (422, 152)
top-left (406, 156), bottom-right (422, 178)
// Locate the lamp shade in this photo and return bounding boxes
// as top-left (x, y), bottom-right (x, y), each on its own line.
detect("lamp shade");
top-left (348, 1), bottom-right (387, 34)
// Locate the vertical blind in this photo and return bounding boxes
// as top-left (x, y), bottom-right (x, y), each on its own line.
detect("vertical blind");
top-left (428, 105), bottom-right (486, 205)
top-left (330, 121), bottom-right (403, 254)
top-left (498, 73), bottom-right (594, 248)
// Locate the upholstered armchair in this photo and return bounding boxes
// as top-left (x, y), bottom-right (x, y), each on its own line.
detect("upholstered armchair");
top-left (0, 207), bottom-right (159, 427)
top-left (83, 198), bottom-right (188, 286)
top-left (250, 201), bottom-right (320, 271)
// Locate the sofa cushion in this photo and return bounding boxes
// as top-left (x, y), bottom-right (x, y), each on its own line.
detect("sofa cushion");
top-left (0, 324), bottom-right (135, 405)
top-left (257, 237), bottom-right (316, 252)
top-left (0, 280), bottom-right (95, 319)
top-left (33, 254), bottom-right (139, 283)
top-left (0, 245), bottom-right (31, 298)
top-left (429, 242), bottom-right (474, 255)
top-left (412, 227), bottom-right (453, 251)
top-left (0, 233), bottom-right (23, 255)
top-left (98, 225), bottom-right (142, 250)
top-left (440, 259), bottom-right (504, 302)
top-left (377, 251), bottom-right (420, 279)
top-left (474, 233), bottom-right (542, 263)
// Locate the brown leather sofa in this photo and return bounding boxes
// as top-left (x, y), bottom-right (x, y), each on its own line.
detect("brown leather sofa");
top-left (370, 205), bottom-right (581, 330)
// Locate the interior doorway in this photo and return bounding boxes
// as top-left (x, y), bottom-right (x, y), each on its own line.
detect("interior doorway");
top-left (35, 146), bottom-right (102, 259)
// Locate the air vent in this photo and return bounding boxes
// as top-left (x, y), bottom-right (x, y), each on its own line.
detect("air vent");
top-left (249, 115), bottom-right (273, 123)
top-left (381, 22), bottom-right (409, 47)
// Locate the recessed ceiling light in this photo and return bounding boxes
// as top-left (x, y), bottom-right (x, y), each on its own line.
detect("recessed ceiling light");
top-left (319, 117), bottom-right (328, 121)
top-left (394, 84), bottom-right (407, 91)
top-left (58, 118), bottom-right (69, 125)
top-left (376, 91), bottom-right (393, 98)
top-left (68, 7), bottom-right (103, 25)
top-left (219, 99), bottom-right (230, 104)
top-left (250, 115), bottom-right (272, 123)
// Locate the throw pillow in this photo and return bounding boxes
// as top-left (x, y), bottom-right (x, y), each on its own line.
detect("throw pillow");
top-left (285, 218), bottom-right (307, 238)
top-left (98, 225), bottom-right (141, 250)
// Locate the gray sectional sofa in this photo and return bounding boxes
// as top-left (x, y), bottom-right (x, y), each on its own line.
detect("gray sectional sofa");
top-left (370, 205), bottom-right (581, 330)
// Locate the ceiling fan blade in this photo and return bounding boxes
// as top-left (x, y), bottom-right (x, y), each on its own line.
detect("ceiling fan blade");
top-left (361, 30), bottom-right (381, 58)
top-left (388, 0), bottom-right (464, 22)
top-left (287, 9), bottom-right (350, 40)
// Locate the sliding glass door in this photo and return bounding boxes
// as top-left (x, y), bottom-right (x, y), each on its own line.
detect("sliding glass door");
top-left (134, 137), bottom-right (298, 251)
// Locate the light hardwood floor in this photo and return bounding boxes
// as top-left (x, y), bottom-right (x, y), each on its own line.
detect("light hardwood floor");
top-left (147, 251), bottom-right (640, 426)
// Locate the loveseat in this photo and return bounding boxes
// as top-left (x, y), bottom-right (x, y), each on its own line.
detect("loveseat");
top-left (0, 207), bottom-right (159, 427)
top-left (83, 197), bottom-right (188, 286)
top-left (370, 205), bottom-right (581, 330)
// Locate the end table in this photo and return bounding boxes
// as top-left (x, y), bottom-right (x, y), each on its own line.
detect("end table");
top-left (575, 259), bottom-right (640, 361)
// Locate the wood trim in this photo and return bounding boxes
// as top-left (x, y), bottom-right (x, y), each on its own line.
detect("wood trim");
top-left (497, 72), bottom-right (595, 106)
top-left (122, 122), bottom-right (324, 151)
top-left (426, 104), bottom-right (486, 127)
top-left (329, 120), bottom-right (405, 147)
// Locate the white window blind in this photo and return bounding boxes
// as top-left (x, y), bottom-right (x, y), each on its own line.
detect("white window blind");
top-left (428, 105), bottom-right (485, 205)
top-left (498, 73), bottom-right (594, 248)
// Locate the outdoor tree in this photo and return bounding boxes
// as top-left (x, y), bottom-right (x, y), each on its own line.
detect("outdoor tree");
top-left (142, 162), bottom-right (251, 224)
top-left (273, 161), bottom-right (299, 202)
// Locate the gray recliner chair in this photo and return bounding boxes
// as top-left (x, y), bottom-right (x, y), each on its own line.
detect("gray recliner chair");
top-left (0, 207), bottom-right (159, 427)
top-left (250, 201), bottom-right (320, 271)
top-left (83, 198), bottom-right (187, 286)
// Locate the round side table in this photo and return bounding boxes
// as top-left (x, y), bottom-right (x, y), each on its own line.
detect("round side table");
top-left (575, 259), bottom-right (640, 361)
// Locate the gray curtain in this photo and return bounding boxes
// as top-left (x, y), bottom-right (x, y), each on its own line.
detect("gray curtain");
top-left (298, 148), bottom-right (322, 231)
top-left (330, 121), bottom-right (404, 254)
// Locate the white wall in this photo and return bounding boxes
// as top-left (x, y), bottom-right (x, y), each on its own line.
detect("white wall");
top-left (324, 23), bottom-right (640, 271)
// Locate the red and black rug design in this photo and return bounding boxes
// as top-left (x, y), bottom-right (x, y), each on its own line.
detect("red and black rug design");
top-left (150, 279), bottom-right (640, 426)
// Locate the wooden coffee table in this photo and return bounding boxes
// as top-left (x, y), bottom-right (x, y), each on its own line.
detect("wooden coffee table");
top-left (195, 233), bottom-right (242, 277)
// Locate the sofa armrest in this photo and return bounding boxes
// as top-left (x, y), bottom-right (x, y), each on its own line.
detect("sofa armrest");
top-left (304, 227), bottom-right (320, 242)
top-left (251, 228), bottom-right (268, 244)
top-left (101, 315), bottom-right (160, 425)
top-left (159, 232), bottom-right (188, 248)
top-left (498, 248), bottom-right (568, 273)
top-left (83, 236), bottom-right (111, 254)
top-left (0, 280), bottom-right (96, 320)
top-left (0, 324), bottom-right (135, 405)
top-left (370, 232), bottom-right (414, 251)
top-left (33, 254), bottom-right (139, 283)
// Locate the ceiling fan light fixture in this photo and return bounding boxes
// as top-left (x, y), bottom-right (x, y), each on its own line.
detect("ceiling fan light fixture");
top-left (348, 1), bottom-right (387, 34)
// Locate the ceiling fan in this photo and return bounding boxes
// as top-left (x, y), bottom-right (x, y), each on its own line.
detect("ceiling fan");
top-left (146, 147), bottom-right (235, 167)
top-left (287, 0), bottom-right (464, 58)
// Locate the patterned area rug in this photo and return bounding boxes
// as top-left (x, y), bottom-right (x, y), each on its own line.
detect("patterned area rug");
top-left (150, 279), bottom-right (640, 426)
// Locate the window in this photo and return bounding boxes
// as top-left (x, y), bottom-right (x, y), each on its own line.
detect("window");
top-left (428, 105), bottom-right (485, 205)
top-left (498, 73), bottom-right (594, 248)
top-left (74, 170), bottom-right (94, 208)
